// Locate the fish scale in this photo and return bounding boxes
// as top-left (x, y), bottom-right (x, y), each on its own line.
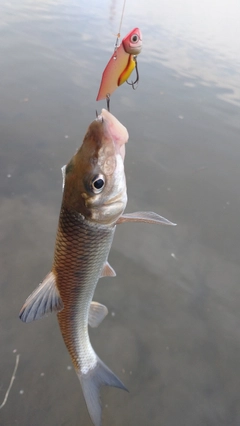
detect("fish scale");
top-left (55, 205), bottom-right (115, 372)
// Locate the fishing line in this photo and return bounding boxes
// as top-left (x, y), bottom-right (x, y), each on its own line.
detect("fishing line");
top-left (114, 0), bottom-right (127, 51)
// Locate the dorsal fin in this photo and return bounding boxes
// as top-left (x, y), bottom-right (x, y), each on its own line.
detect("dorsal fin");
top-left (19, 271), bottom-right (63, 323)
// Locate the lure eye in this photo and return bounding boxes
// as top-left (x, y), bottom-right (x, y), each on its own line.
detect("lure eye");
top-left (131, 34), bottom-right (139, 43)
top-left (91, 175), bottom-right (105, 194)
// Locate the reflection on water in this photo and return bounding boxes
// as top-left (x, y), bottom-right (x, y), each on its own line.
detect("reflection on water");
top-left (1, 1), bottom-right (240, 425)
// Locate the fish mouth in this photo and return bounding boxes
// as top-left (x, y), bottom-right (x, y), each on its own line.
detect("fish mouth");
top-left (96, 109), bottom-right (128, 160)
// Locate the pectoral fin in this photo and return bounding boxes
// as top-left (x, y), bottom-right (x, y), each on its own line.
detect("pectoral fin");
top-left (117, 211), bottom-right (176, 226)
top-left (88, 302), bottom-right (108, 328)
top-left (19, 271), bottom-right (63, 323)
top-left (100, 261), bottom-right (116, 278)
top-left (61, 165), bottom-right (66, 190)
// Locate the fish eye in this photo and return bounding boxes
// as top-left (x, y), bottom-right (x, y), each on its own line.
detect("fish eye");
top-left (91, 174), bottom-right (105, 194)
top-left (131, 34), bottom-right (139, 43)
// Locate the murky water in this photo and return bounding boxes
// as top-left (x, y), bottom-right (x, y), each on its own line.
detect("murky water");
top-left (1, 1), bottom-right (240, 425)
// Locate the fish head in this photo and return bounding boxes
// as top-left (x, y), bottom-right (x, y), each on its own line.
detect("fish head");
top-left (122, 28), bottom-right (142, 55)
top-left (63, 109), bottom-right (128, 225)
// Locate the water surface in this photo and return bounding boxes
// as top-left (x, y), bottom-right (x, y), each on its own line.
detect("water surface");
top-left (1, 1), bottom-right (240, 425)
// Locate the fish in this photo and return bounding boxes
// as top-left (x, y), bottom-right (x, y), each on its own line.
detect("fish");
top-left (19, 109), bottom-right (176, 426)
top-left (96, 28), bottom-right (142, 102)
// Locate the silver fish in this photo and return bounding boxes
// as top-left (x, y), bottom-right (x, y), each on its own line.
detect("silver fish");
top-left (19, 109), bottom-right (175, 426)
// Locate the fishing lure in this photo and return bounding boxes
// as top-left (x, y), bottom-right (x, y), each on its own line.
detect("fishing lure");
top-left (96, 28), bottom-right (142, 110)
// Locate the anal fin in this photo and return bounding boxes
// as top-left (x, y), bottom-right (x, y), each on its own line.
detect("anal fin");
top-left (19, 271), bottom-right (63, 323)
top-left (88, 302), bottom-right (108, 328)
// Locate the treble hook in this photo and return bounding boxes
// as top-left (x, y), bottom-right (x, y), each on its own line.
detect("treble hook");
top-left (126, 56), bottom-right (139, 89)
top-left (106, 94), bottom-right (110, 112)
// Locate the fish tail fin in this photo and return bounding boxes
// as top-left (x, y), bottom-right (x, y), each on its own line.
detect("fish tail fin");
top-left (77, 357), bottom-right (127, 426)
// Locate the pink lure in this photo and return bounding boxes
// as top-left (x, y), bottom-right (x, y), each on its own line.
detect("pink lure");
top-left (96, 28), bottom-right (142, 101)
